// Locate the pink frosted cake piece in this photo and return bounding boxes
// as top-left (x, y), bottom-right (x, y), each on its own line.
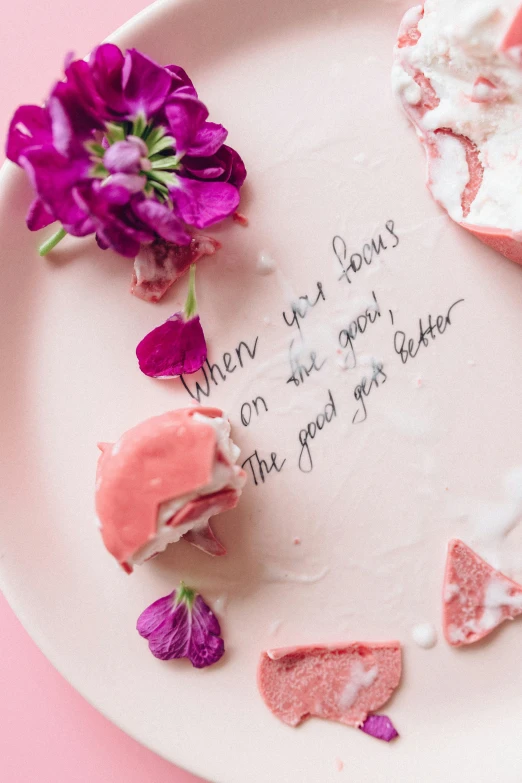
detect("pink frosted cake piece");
top-left (257, 642), bottom-right (402, 728)
top-left (95, 406), bottom-right (246, 573)
top-left (393, 0), bottom-right (522, 265)
top-left (443, 539), bottom-right (522, 646)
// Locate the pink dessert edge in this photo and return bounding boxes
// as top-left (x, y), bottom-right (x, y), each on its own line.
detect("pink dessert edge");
top-left (257, 642), bottom-right (402, 729)
top-left (95, 406), bottom-right (246, 573)
top-left (443, 539), bottom-right (522, 646)
top-left (393, 1), bottom-right (522, 265)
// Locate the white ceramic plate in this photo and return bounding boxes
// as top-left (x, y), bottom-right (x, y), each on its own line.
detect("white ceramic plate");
top-left (1, 0), bottom-right (522, 780)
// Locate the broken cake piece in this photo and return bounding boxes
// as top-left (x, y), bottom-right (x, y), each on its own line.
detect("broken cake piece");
top-left (443, 538), bottom-right (522, 646)
top-left (393, 0), bottom-right (522, 265)
top-left (95, 406), bottom-right (246, 573)
top-left (257, 642), bottom-right (401, 730)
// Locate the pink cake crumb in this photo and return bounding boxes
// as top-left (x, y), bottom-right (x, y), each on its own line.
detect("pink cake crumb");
top-left (232, 211), bottom-right (249, 227)
top-left (257, 642), bottom-right (402, 729)
top-left (443, 539), bottom-right (522, 646)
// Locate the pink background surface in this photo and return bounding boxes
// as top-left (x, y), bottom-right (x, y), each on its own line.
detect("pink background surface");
top-left (0, 0), bottom-right (202, 779)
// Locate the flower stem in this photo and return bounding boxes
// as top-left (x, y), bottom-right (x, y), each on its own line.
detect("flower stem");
top-left (38, 227), bottom-right (66, 256)
top-left (183, 264), bottom-right (198, 320)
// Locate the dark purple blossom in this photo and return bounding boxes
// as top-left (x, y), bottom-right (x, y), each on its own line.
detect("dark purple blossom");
top-left (137, 583), bottom-right (225, 668)
top-left (359, 714), bottom-right (399, 742)
top-left (7, 44), bottom-right (246, 258)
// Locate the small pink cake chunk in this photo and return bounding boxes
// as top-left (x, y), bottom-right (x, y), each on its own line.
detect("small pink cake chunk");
top-left (443, 539), bottom-right (522, 646)
top-left (257, 642), bottom-right (402, 728)
top-left (393, 1), bottom-right (522, 266)
top-left (95, 407), bottom-right (246, 573)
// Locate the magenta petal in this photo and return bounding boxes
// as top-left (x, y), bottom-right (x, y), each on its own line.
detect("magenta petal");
top-left (164, 63), bottom-right (198, 96)
top-left (137, 585), bottom-right (225, 668)
top-left (137, 592), bottom-right (176, 639)
top-left (123, 49), bottom-right (173, 119)
top-left (172, 179), bottom-right (240, 228)
top-left (165, 95), bottom-right (208, 156)
top-left (103, 140), bottom-right (144, 174)
top-left (26, 197), bottom-right (56, 231)
top-left (187, 122), bottom-right (228, 157)
top-left (188, 595), bottom-right (225, 668)
top-left (6, 105), bottom-right (52, 164)
top-left (132, 198), bottom-right (191, 245)
top-left (136, 312), bottom-right (207, 378)
top-left (359, 715), bottom-right (399, 742)
top-left (147, 602), bottom-right (191, 661)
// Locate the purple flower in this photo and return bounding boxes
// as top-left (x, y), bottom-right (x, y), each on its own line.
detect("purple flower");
top-left (136, 261), bottom-right (207, 376)
top-left (7, 45), bottom-right (246, 259)
top-left (136, 312), bottom-right (206, 377)
top-left (137, 583), bottom-right (225, 668)
top-left (359, 715), bottom-right (399, 742)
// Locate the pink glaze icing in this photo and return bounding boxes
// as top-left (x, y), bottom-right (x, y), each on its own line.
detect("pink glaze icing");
top-left (443, 539), bottom-right (522, 646)
top-left (95, 406), bottom-right (238, 572)
top-left (257, 642), bottom-right (402, 728)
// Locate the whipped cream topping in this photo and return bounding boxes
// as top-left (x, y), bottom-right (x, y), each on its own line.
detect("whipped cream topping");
top-left (130, 415), bottom-right (244, 566)
top-left (393, 0), bottom-right (522, 229)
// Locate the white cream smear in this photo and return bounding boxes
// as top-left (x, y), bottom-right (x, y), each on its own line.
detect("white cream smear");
top-left (130, 415), bottom-right (245, 566)
top-left (338, 661), bottom-right (379, 710)
top-left (393, 0), bottom-right (522, 229)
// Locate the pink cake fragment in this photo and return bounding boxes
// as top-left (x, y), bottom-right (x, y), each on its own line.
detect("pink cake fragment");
top-left (257, 642), bottom-right (402, 728)
top-left (443, 539), bottom-right (522, 646)
top-left (95, 407), bottom-right (246, 572)
top-left (393, 1), bottom-right (522, 266)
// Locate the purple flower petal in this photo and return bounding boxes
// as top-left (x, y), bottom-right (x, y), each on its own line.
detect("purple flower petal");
top-left (359, 715), bottom-right (399, 742)
top-left (6, 105), bottom-right (52, 164)
top-left (188, 595), bottom-right (225, 669)
top-left (26, 197), bottom-right (56, 231)
top-left (136, 591), bottom-right (176, 639)
top-left (132, 198), bottom-right (191, 245)
top-left (20, 145), bottom-right (92, 233)
top-left (172, 178), bottom-right (240, 228)
top-left (122, 49), bottom-right (173, 119)
top-left (136, 312), bottom-right (207, 378)
top-left (137, 584), bottom-right (224, 668)
top-left (103, 139), bottom-right (146, 174)
top-left (89, 43), bottom-right (127, 117)
top-left (187, 122), bottom-right (228, 157)
top-left (165, 94), bottom-right (208, 156)
top-left (164, 63), bottom-right (198, 96)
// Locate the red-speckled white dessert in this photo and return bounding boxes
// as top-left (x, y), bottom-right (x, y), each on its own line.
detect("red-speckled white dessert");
top-left (95, 407), bottom-right (246, 573)
top-left (393, 0), bottom-right (522, 264)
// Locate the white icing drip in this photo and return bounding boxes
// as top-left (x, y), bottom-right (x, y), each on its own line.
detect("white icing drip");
top-left (338, 661), bottom-right (379, 710)
top-left (263, 565), bottom-right (330, 584)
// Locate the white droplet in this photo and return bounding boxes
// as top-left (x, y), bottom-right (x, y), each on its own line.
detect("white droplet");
top-left (411, 623), bottom-right (437, 649)
top-left (256, 251), bottom-right (276, 275)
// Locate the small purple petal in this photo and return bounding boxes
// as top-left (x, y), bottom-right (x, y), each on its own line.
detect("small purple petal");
top-left (26, 197), bottom-right (56, 231)
top-left (172, 178), bottom-right (240, 228)
top-left (136, 312), bottom-right (207, 378)
top-left (89, 43), bottom-right (127, 117)
top-left (188, 595), bottom-right (225, 668)
top-left (137, 591), bottom-right (176, 639)
top-left (164, 63), bottom-right (198, 96)
top-left (102, 174), bottom-right (146, 204)
top-left (187, 122), bottom-right (228, 157)
top-left (359, 715), bottom-right (399, 742)
top-left (132, 198), bottom-right (191, 245)
top-left (137, 585), bottom-right (224, 668)
top-left (165, 95), bottom-right (208, 156)
top-left (103, 139), bottom-right (144, 174)
top-left (122, 49), bottom-right (173, 119)
top-left (6, 105), bottom-right (52, 164)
